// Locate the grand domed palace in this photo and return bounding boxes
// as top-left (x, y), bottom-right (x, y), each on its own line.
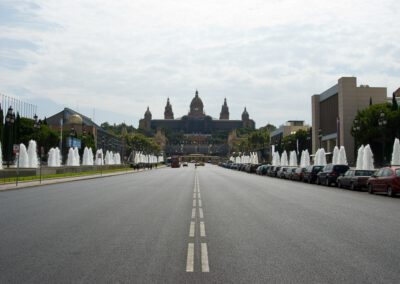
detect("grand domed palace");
top-left (139, 90), bottom-right (255, 133)
top-left (139, 90), bottom-right (255, 157)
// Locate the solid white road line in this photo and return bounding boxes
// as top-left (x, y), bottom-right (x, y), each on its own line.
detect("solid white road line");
top-left (198, 199), bottom-right (202, 207)
top-left (201, 243), bottom-right (210, 272)
top-left (186, 243), bottom-right (194, 272)
top-left (189, 221), bottom-right (195, 237)
top-left (199, 208), bottom-right (204, 219)
top-left (200, 221), bottom-right (206, 237)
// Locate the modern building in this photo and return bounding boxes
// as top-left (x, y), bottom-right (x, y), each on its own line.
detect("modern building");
top-left (47, 108), bottom-right (124, 159)
top-left (311, 77), bottom-right (387, 165)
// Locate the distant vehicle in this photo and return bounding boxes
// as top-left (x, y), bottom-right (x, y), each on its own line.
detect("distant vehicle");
top-left (337, 169), bottom-right (375, 190)
top-left (277, 167), bottom-right (289, 179)
top-left (267, 166), bottom-right (281, 177)
top-left (317, 164), bottom-right (350, 186)
top-left (292, 167), bottom-right (306, 181)
top-left (367, 166), bottom-right (400, 197)
top-left (285, 167), bottom-right (297, 180)
top-left (303, 165), bottom-right (324, 184)
top-left (182, 162), bottom-right (188, 167)
top-left (196, 162), bottom-right (205, 166)
top-left (256, 165), bottom-right (270, 175)
top-left (171, 156), bottom-right (180, 168)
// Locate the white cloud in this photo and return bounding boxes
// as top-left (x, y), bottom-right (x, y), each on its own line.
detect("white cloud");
top-left (0, 0), bottom-right (399, 127)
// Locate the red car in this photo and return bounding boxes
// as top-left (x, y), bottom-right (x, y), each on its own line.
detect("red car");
top-left (367, 166), bottom-right (400, 197)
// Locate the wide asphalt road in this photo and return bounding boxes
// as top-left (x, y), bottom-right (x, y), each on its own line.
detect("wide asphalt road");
top-left (1, 164), bottom-right (399, 283)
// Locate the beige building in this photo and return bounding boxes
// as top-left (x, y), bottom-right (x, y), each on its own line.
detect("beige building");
top-left (311, 77), bottom-right (387, 165)
top-left (270, 120), bottom-right (310, 148)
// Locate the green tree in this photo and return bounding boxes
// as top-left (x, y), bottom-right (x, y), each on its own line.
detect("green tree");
top-left (351, 103), bottom-right (399, 165)
top-left (392, 93), bottom-right (399, 111)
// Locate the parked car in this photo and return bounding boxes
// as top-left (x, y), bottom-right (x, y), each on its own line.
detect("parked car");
top-left (317, 164), bottom-right (350, 186)
top-left (337, 169), bottom-right (375, 190)
top-left (284, 167), bottom-right (297, 179)
top-left (256, 165), bottom-right (270, 175)
top-left (303, 165), bottom-right (324, 183)
top-left (182, 162), bottom-right (188, 167)
top-left (292, 167), bottom-right (306, 181)
top-left (268, 166), bottom-right (281, 177)
top-left (277, 167), bottom-right (290, 179)
top-left (367, 166), bottom-right (400, 197)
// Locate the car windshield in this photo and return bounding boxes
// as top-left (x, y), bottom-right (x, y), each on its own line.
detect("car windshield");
top-left (355, 170), bottom-right (374, 176)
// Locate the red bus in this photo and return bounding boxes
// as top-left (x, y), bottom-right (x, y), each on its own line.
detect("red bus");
top-left (171, 156), bottom-right (180, 168)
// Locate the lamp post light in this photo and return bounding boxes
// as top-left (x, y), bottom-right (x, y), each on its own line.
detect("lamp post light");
top-left (318, 128), bottom-right (322, 149)
top-left (378, 111), bottom-right (387, 165)
top-left (353, 118), bottom-right (360, 163)
top-left (5, 106), bottom-right (15, 168)
top-left (34, 114), bottom-right (42, 183)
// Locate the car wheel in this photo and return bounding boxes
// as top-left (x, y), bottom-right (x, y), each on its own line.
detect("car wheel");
top-left (368, 184), bottom-right (374, 194)
top-left (338, 181), bottom-right (342, 188)
top-left (325, 178), bottom-right (330, 187)
top-left (317, 178), bottom-right (321, 185)
top-left (387, 186), bottom-right (395, 197)
top-left (350, 182), bottom-right (356, 191)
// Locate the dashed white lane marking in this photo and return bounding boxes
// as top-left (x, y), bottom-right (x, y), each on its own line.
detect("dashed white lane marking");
top-left (198, 199), bottom-right (202, 207)
top-left (186, 243), bottom-right (194, 272)
top-left (192, 208), bottom-right (196, 219)
top-left (200, 221), bottom-right (206, 237)
top-left (189, 221), bottom-right (195, 237)
top-left (193, 193), bottom-right (197, 199)
top-left (193, 199), bottom-right (196, 206)
top-left (199, 208), bottom-right (204, 219)
top-left (201, 243), bottom-right (210, 272)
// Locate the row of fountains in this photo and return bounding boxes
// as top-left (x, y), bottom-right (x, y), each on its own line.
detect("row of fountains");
top-left (229, 138), bottom-right (400, 171)
top-left (0, 140), bottom-right (161, 169)
top-left (229, 152), bottom-right (259, 165)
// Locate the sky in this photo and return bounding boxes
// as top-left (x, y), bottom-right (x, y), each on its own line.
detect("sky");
top-left (1, 0), bottom-right (399, 128)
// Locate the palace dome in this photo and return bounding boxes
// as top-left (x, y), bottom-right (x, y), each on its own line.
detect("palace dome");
top-left (189, 90), bottom-right (204, 117)
top-left (67, 114), bottom-right (83, 124)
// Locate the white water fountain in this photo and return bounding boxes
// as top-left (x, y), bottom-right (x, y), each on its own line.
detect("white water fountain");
top-left (82, 147), bottom-right (94, 166)
top-left (66, 147), bottom-right (80, 166)
top-left (280, 151), bottom-right (288, 166)
top-left (274, 151), bottom-right (281, 166)
top-left (47, 147), bottom-right (62, 167)
top-left (356, 145), bottom-right (365, 170)
top-left (95, 149), bottom-right (104, 165)
top-left (289, 151), bottom-right (297, 166)
top-left (332, 146), bottom-right (339, 164)
top-left (391, 138), bottom-right (400, 166)
top-left (338, 146), bottom-right (348, 165)
top-left (19, 143), bottom-right (30, 168)
top-left (27, 140), bottom-right (39, 168)
top-left (314, 148), bottom-right (327, 166)
top-left (48, 148), bottom-right (56, 167)
top-left (362, 144), bottom-right (374, 170)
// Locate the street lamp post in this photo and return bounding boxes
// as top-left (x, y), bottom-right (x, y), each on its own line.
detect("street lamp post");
top-left (378, 111), bottom-right (387, 165)
top-left (34, 114), bottom-right (42, 183)
top-left (5, 106), bottom-right (15, 168)
top-left (353, 118), bottom-right (360, 164)
top-left (318, 128), bottom-right (322, 149)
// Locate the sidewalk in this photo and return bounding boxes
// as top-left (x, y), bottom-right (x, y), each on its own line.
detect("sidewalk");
top-left (0, 167), bottom-right (163, 192)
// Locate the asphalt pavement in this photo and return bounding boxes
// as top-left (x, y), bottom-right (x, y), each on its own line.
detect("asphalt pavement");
top-left (0, 164), bottom-right (399, 283)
